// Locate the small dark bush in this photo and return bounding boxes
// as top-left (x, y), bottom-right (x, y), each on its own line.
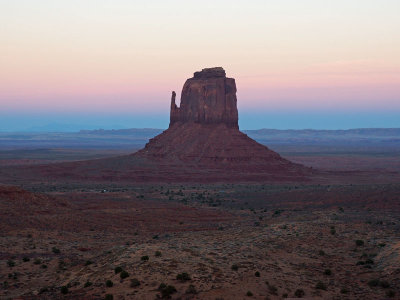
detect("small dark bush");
top-left (41, 264), bottom-right (47, 269)
top-left (52, 247), bottom-right (60, 254)
top-left (316, 281), bottom-right (327, 290)
top-left (60, 286), bottom-right (68, 294)
top-left (365, 258), bottom-right (374, 265)
top-left (324, 269), bottom-right (332, 275)
top-left (34, 258), bottom-right (41, 265)
top-left (355, 240), bottom-right (364, 246)
top-left (330, 228), bottom-right (336, 235)
top-left (141, 255), bottom-right (149, 261)
top-left (356, 261), bottom-right (365, 265)
top-left (246, 291), bottom-right (253, 297)
top-left (368, 279), bottom-right (380, 287)
top-left (84, 281), bottom-right (92, 288)
top-left (155, 251), bottom-right (162, 257)
top-left (386, 290), bottom-right (395, 298)
top-left (268, 285), bottom-right (278, 294)
top-left (22, 257), bottom-right (30, 262)
top-left (7, 260), bottom-right (15, 267)
top-left (380, 280), bottom-right (390, 288)
top-left (106, 280), bottom-right (113, 287)
top-left (85, 260), bottom-right (93, 266)
top-left (340, 288), bottom-right (349, 294)
top-left (294, 289), bottom-right (305, 298)
top-left (120, 271), bottom-right (129, 279)
top-left (114, 266), bottom-right (123, 274)
top-left (255, 271), bottom-right (260, 277)
top-left (176, 272), bottom-right (191, 281)
top-left (105, 294), bottom-right (113, 300)
top-left (159, 284), bottom-right (177, 298)
top-left (39, 287), bottom-right (48, 294)
top-left (158, 283), bottom-right (167, 290)
top-left (130, 278), bottom-right (140, 287)
top-left (186, 284), bottom-right (197, 294)
top-left (318, 250), bottom-right (325, 256)
top-left (231, 264), bottom-right (239, 271)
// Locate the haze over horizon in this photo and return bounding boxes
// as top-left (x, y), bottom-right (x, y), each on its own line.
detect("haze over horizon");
top-left (1, 1), bottom-right (399, 131)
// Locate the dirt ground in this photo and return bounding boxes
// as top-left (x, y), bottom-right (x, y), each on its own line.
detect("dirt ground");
top-left (0, 146), bottom-right (399, 299)
top-left (1, 183), bottom-right (399, 300)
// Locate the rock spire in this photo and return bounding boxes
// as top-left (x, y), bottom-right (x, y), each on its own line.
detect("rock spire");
top-left (170, 67), bottom-right (239, 128)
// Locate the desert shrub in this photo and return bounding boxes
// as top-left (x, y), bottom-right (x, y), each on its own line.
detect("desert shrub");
top-left (155, 251), bottom-right (162, 257)
top-left (141, 255), bottom-right (149, 261)
top-left (365, 258), bottom-right (374, 264)
top-left (52, 247), bottom-right (61, 254)
top-left (367, 279), bottom-right (380, 287)
top-left (355, 240), bottom-right (364, 246)
top-left (120, 271), bottom-right (129, 279)
top-left (185, 284), bottom-right (197, 294)
top-left (114, 266), bottom-right (123, 274)
top-left (324, 269), bottom-right (332, 275)
top-left (39, 287), bottom-right (48, 294)
top-left (105, 294), bottom-right (113, 300)
top-left (106, 280), bottom-right (113, 287)
top-left (380, 280), bottom-right (390, 288)
top-left (231, 264), bottom-right (239, 271)
top-left (356, 261), bottom-right (365, 265)
top-left (34, 258), bottom-right (41, 265)
top-left (84, 281), bottom-right (92, 288)
top-left (386, 290), bottom-right (395, 298)
top-left (378, 243), bottom-right (386, 248)
top-left (330, 227), bottom-right (336, 235)
top-left (158, 283), bottom-right (167, 290)
top-left (130, 278), bottom-right (140, 287)
top-left (268, 285), bottom-right (278, 294)
top-left (7, 260), bottom-right (15, 267)
top-left (255, 271), bottom-right (260, 277)
top-left (315, 281), bottom-right (327, 290)
top-left (294, 289), bottom-right (305, 297)
top-left (60, 286), bottom-right (68, 294)
top-left (159, 284), bottom-right (177, 298)
top-left (85, 260), bottom-right (93, 266)
top-left (340, 288), bottom-right (349, 294)
top-left (176, 272), bottom-right (191, 281)
top-left (246, 291), bottom-right (253, 296)
top-left (41, 264), bottom-right (47, 269)
top-left (22, 257), bottom-right (30, 262)
top-left (318, 250), bottom-right (325, 256)
top-left (282, 293), bottom-right (288, 298)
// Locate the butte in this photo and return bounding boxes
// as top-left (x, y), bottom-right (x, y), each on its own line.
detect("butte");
top-left (132, 67), bottom-right (309, 181)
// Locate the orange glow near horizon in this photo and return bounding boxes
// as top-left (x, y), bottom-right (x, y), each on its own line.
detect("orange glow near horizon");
top-left (1, 1), bottom-right (399, 114)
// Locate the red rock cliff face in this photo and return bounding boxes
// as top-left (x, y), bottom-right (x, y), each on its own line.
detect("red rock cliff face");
top-left (170, 67), bottom-right (239, 128)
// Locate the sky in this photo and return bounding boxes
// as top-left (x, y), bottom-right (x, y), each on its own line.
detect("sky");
top-left (1, 0), bottom-right (399, 131)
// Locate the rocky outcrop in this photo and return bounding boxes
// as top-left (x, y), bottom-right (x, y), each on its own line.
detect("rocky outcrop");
top-left (170, 67), bottom-right (239, 128)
